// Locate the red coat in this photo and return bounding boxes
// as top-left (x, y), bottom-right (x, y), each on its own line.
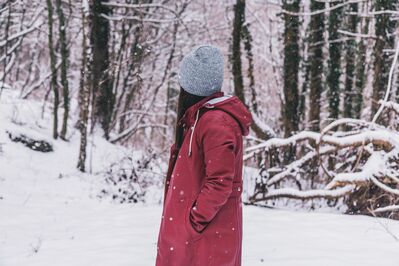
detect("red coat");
top-left (155, 91), bottom-right (252, 266)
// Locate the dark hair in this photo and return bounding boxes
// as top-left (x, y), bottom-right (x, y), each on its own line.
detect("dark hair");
top-left (175, 87), bottom-right (206, 149)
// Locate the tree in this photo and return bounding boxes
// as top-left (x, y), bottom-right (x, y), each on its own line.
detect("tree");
top-left (343, 3), bottom-right (358, 119)
top-left (327, 1), bottom-right (343, 120)
top-left (118, 25), bottom-right (145, 135)
top-left (77, 0), bottom-right (92, 172)
top-left (242, 22), bottom-right (257, 115)
top-left (55, 0), bottom-right (70, 140)
top-left (282, 0), bottom-right (300, 137)
top-left (231, 0), bottom-right (245, 106)
top-left (0, 1), bottom-right (12, 95)
top-left (90, 0), bottom-right (114, 139)
top-left (46, 0), bottom-right (60, 139)
top-left (371, 0), bottom-right (396, 117)
top-left (307, 0), bottom-right (325, 131)
top-left (353, 2), bottom-right (370, 119)
top-left (231, 0), bottom-right (275, 140)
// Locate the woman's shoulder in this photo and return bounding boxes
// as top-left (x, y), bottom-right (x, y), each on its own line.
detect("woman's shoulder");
top-left (200, 109), bottom-right (234, 124)
top-left (197, 109), bottom-right (240, 134)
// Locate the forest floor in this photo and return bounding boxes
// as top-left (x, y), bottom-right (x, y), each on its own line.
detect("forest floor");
top-left (1, 89), bottom-right (399, 266)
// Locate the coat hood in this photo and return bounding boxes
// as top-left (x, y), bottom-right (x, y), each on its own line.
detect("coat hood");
top-left (179, 91), bottom-right (253, 137)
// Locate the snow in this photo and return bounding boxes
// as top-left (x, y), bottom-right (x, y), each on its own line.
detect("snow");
top-left (1, 89), bottom-right (399, 265)
top-left (375, 205), bottom-right (399, 213)
top-left (380, 100), bottom-right (399, 114)
top-left (2, 197), bottom-right (399, 265)
top-left (250, 112), bottom-right (276, 138)
top-left (82, 0), bottom-right (89, 13)
top-left (325, 150), bottom-right (386, 189)
top-left (262, 185), bottom-right (356, 200)
top-left (245, 127), bottom-right (399, 159)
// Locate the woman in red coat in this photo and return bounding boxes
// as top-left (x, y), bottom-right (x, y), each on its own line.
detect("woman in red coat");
top-left (155, 45), bottom-right (252, 266)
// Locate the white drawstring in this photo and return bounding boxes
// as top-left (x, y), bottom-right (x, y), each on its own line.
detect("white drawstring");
top-left (188, 109), bottom-right (200, 157)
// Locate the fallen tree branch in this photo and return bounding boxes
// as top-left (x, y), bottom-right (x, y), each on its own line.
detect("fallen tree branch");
top-left (370, 175), bottom-right (399, 196)
top-left (374, 205), bottom-right (399, 213)
top-left (267, 146), bottom-right (335, 186)
top-left (245, 127), bottom-right (395, 159)
top-left (250, 186), bottom-right (355, 202)
top-left (379, 100), bottom-right (399, 115)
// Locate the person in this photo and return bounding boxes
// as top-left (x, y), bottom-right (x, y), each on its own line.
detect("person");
top-left (155, 44), bottom-right (252, 266)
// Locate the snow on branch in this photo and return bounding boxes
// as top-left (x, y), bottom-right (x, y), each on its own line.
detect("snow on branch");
top-left (251, 112), bottom-right (276, 139)
top-left (372, 41), bottom-right (399, 124)
top-left (266, 146), bottom-right (335, 186)
top-left (325, 150), bottom-right (390, 189)
top-left (374, 205), bottom-right (399, 213)
top-left (100, 13), bottom-right (179, 24)
top-left (379, 100), bottom-right (399, 115)
top-left (246, 114), bottom-right (399, 217)
top-left (245, 125), bottom-right (395, 160)
top-left (0, 24), bottom-right (40, 47)
top-left (337, 29), bottom-right (378, 40)
top-left (282, 0), bottom-right (366, 16)
top-left (102, 2), bottom-right (178, 16)
top-left (252, 186), bottom-right (356, 201)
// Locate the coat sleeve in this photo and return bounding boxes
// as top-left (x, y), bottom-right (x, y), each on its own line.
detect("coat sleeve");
top-left (189, 113), bottom-right (238, 233)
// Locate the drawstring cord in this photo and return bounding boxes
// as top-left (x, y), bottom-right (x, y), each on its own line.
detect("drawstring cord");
top-left (187, 104), bottom-right (214, 157)
top-left (188, 109), bottom-right (200, 157)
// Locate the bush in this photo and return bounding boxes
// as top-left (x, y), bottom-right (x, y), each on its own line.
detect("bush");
top-left (98, 150), bottom-right (163, 204)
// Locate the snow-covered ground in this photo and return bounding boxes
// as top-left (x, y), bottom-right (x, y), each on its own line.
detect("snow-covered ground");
top-left (2, 195), bottom-right (399, 266)
top-left (1, 89), bottom-right (399, 266)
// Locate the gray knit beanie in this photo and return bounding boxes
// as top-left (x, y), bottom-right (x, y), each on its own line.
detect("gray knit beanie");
top-left (178, 44), bottom-right (224, 96)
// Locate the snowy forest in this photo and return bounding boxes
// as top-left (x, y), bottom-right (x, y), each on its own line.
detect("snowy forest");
top-left (1, 0), bottom-right (399, 265)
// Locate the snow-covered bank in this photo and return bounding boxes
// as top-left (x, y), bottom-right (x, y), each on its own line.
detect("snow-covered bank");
top-left (244, 207), bottom-right (399, 266)
top-left (2, 202), bottom-right (399, 266)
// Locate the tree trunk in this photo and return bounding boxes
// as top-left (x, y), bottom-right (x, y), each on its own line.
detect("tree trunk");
top-left (371, 0), bottom-right (396, 117)
top-left (55, 0), bottom-right (70, 140)
top-left (343, 3), bottom-right (358, 119)
top-left (119, 26), bottom-right (144, 134)
top-left (77, 0), bottom-right (92, 172)
top-left (282, 0), bottom-right (300, 137)
top-left (298, 39), bottom-right (310, 129)
top-left (110, 20), bottom-right (131, 130)
top-left (307, 0), bottom-right (325, 131)
top-left (90, 0), bottom-right (114, 139)
top-left (46, 0), bottom-right (59, 139)
top-left (231, 0), bottom-right (274, 140)
top-left (327, 1), bottom-right (343, 121)
top-left (231, 0), bottom-right (245, 105)
top-left (0, 1), bottom-right (12, 95)
top-left (353, 3), bottom-right (370, 119)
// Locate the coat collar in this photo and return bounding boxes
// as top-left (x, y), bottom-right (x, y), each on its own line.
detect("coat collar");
top-left (177, 91), bottom-right (224, 127)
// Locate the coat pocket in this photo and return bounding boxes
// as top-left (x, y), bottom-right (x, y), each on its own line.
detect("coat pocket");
top-left (184, 197), bottom-right (204, 243)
